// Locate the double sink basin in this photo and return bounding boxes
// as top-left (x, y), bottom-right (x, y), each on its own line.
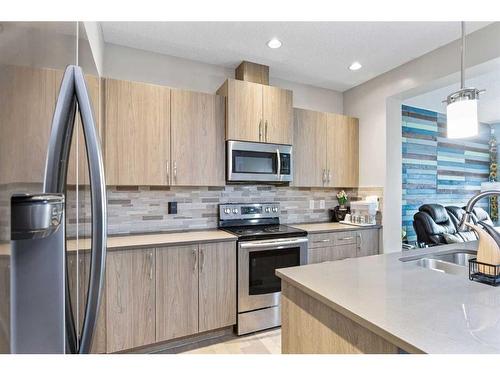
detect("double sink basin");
top-left (401, 249), bottom-right (476, 275)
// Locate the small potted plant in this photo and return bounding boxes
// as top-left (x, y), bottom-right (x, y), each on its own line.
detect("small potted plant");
top-left (336, 190), bottom-right (348, 209)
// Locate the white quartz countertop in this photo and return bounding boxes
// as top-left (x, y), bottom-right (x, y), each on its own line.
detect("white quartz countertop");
top-left (276, 241), bottom-right (500, 354)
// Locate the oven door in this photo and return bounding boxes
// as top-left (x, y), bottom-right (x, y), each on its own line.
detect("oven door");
top-left (227, 140), bottom-right (292, 182)
top-left (238, 237), bottom-right (308, 312)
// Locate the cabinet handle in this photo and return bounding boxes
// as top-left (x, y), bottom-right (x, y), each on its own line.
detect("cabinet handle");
top-left (200, 248), bottom-right (205, 273)
top-left (322, 169), bottom-right (327, 184)
top-left (173, 161), bottom-right (177, 182)
top-left (357, 233), bottom-right (362, 250)
top-left (149, 251), bottom-right (153, 280)
top-left (192, 249), bottom-right (198, 272)
top-left (313, 239), bottom-right (331, 243)
top-left (338, 236), bottom-right (354, 241)
top-left (265, 120), bottom-right (268, 142)
top-left (166, 160), bottom-right (170, 184)
top-left (328, 169), bottom-right (332, 184)
top-left (259, 119), bottom-right (262, 141)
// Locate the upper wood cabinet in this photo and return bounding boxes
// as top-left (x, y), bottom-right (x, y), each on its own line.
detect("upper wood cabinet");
top-left (198, 241), bottom-right (236, 332)
top-left (262, 85), bottom-right (293, 144)
top-left (293, 108), bottom-right (359, 188)
top-left (217, 78), bottom-right (293, 144)
top-left (0, 66), bottom-right (61, 184)
top-left (156, 245), bottom-right (199, 342)
top-left (106, 247), bottom-right (156, 353)
top-left (293, 108), bottom-right (327, 187)
top-left (170, 89), bottom-right (225, 186)
top-left (104, 78), bottom-right (170, 186)
top-left (327, 113), bottom-right (359, 188)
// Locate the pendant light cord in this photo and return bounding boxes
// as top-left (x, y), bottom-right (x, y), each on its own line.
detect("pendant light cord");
top-left (461, 21), bottom-right (466, 90)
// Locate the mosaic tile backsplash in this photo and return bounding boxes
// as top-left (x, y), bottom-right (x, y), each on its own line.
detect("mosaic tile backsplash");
top-left (66, 185), bottom-right (383, 237)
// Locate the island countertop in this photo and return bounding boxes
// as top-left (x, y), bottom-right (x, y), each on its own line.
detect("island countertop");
top-left (276, 241), bottom-right (500, 354)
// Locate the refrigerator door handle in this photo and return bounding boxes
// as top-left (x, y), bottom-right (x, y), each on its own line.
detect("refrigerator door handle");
top-left (43, 65), bottom-right (107, 354)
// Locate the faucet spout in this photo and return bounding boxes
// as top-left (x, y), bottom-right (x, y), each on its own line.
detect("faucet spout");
top-left (459, 190), bottom-right (500, 230)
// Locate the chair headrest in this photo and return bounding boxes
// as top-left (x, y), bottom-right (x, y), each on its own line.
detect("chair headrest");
top-left (419, 204), bottom-right (449, 224)
top-left (445, 206), bottom-right (465, 221)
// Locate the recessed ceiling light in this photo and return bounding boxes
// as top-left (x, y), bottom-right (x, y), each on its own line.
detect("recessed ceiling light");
top-left (267, 38), bottom-right (282, 49)
top-left (349, 61), bottom-right (362, 71)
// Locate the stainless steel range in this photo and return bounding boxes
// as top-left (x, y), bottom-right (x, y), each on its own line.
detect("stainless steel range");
top-left (218, 203), bottom-right (308, 335)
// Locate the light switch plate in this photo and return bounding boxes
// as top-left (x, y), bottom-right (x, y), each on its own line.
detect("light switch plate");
top-left (309, 200), bottom-right (315, 209)
top-left (319, 200), bottom-right (325, 209)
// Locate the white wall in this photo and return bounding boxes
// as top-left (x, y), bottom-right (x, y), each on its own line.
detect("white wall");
top-left (103, 43), bottom-right (343, 114)
top-left (344, 22), bottom-right (500, 253)
top-left (83, 22), bottom-right (105, 76)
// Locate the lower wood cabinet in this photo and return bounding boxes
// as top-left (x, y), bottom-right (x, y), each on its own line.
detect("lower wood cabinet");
top-left (106, 248), bottom-right (156, 353)
top-left (356, 229), bottom-right (380, 257)
top-left (308, 229), bottom-right (380, 264)
top-left (104, 240), bottom-right (236, 352)
top-left (156, 245), bottom-right (199, 342)
top-left (198, 242), bottom-right (236, 332)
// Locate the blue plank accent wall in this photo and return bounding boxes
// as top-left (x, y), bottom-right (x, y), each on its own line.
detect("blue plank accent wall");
top-left (402, 105), bottom-right (491, 243)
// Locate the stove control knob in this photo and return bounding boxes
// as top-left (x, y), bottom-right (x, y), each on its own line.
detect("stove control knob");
top-left (265, 207), bottom-right (271, 213)
top-left (272, 207), bottom-right (279, 213)
top-left (224, 208), bottom-right (231, 214)
top-left (232, 208), bottom-right (239, 214)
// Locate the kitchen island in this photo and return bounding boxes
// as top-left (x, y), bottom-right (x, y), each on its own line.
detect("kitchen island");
top-left (276, 241), bottom-right (500, 354)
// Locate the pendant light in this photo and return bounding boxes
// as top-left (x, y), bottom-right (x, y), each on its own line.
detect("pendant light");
top-left (445, 21), bottom-right (484, 138)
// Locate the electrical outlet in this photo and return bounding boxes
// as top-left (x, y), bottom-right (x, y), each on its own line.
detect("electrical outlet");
top-left (319, 200), bottom-right (325, 209)
top-left (309, 200), bottom-right (315, 209)
top-left (168, 202), bottom-right (177, 214)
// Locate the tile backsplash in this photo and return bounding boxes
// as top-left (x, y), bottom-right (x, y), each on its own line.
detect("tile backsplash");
top-left (66, 185), bottom-right (384, 237)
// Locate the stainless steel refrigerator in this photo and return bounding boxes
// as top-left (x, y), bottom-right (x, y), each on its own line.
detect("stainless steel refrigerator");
top-left (0, 22), bottom-right (106, 354)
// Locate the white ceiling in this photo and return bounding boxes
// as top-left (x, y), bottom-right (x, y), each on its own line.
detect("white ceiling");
top-left (405, 70), bottom-right (500, 124)
top-left (100, 22), bottom-right (491, 92)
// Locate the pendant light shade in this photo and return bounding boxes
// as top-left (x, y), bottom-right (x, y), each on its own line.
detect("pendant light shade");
top-left (445, 22), bottom-right (483, 139)
top-left (446, 88), bottom-right (479, 138)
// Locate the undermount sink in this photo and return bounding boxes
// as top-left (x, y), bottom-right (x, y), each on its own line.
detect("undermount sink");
top-left (401, 249), bottom-right (476, 275)
top-left (414, 258), bottom-right (466, 275)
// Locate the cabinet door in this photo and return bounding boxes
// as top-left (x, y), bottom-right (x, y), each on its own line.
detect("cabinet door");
top-left (199, 242), bottom-right (236, 332)
top-left (224, 79), bottom-right (262, 142)
top-left (106, 248), bottom-right (156, 352)
top-left (326, 114), bottom-right (359, 187)
top-left (293, 108), bottom-right (327, 187)
top-left (262, 85), bottom-right (293, 144)
top-left (156, 245), bottom-right (199, 342)
top-left (0, 66), bottom-right (60, 184)
top-left (308, 244), bottom-right (357, 264)
top-left (356, 229), bottom-right (380, 257)
top-left (170, 89), bottom-right (225, 186)
top-left (104, 79), bottom-right (170, 185)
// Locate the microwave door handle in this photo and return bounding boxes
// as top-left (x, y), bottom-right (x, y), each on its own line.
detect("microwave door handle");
top-left (276, 149), bottom-right (281, 180)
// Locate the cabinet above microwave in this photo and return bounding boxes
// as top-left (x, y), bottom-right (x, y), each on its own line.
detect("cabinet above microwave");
top-left (217, 79), bottom-right (293, 145)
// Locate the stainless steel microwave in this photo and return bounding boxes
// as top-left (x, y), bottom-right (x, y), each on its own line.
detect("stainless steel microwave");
top-left (226, 140), bottom-right (293, 183)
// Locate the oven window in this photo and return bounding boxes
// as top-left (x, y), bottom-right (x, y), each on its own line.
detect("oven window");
top-left (233, 150), bottom-right (277, 174)
top-left (248, 247), bottom-right (300, 295)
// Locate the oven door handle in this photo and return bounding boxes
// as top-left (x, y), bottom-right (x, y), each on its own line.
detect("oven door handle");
top-left (239, 237), bottom-right (308, 250)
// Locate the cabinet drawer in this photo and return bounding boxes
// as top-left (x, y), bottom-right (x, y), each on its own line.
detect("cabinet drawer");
top-left (333, 231), bottom-right (357, 246)
top-left (308, 233), bottom-right (336, 249)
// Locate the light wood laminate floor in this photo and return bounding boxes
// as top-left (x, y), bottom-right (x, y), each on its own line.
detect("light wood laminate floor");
top-left (156, 328), bottom-right (281, 354)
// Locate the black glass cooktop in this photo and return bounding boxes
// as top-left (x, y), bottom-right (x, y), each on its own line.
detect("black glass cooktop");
top-left (221, 224), bottom-right (307, 241)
